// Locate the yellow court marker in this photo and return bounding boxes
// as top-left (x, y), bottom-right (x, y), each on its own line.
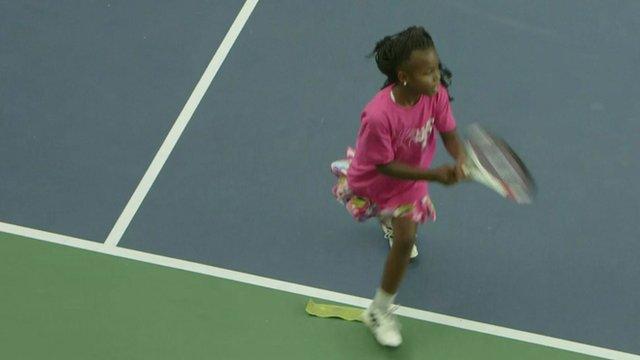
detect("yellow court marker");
top-left (305, 299), bottom-right (364, 322)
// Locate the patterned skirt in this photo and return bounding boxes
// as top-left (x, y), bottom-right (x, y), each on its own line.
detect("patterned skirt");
top-left (331, 147), bottom-right (436, 223)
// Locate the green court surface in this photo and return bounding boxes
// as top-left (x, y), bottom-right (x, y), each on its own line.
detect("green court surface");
top-left (0, 232), bottom-right (602, 360)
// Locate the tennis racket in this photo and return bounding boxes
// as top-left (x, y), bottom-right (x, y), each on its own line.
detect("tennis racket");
top-left (461, 123), bottom-right (536, 204)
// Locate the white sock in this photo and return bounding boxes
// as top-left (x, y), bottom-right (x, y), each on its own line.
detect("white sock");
top-left (371, 288), bottom-right (396, 311)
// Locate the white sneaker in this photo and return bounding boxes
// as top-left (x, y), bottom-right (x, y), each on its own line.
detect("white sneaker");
top-left (380, 221), bottom-right (418, 259)
top-left (362, 305), bottom-right (402, 347)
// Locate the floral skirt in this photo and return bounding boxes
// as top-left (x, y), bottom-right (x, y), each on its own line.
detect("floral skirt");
top-left (331, 147), bottom-right (436, 223)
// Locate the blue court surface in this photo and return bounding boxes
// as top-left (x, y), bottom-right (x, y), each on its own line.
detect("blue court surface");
top-left (1, 0), bottom-right (639, 357)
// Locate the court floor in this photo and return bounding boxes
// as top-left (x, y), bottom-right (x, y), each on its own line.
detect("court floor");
top-left (1, 1), bottom-right (638, 359)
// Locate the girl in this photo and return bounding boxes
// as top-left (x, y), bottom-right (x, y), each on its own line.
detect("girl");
top-left (331, 26), bottom-right (466, 347)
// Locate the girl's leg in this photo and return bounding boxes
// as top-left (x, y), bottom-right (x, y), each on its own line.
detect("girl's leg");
top-left (363, 216), bottom-right (417, 347)
top-left (380, 216), bottom-right (417, 294)
top-left (379, 215), bottom-right (419, 260)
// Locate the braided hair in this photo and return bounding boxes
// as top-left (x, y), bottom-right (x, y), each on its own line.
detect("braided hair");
top-left (369, 26), bottom-right (452, 98)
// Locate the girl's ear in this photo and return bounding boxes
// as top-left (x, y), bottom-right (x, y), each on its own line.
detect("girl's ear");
top-left (397, 70), bottom-right (408, 85)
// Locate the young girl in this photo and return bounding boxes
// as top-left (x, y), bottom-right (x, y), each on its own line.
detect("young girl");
top-left (331, 26), bottom-right (466, 347)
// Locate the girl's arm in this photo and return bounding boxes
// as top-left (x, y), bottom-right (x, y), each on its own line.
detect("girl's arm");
top-left (440, 129), bottom-right (465, 161)
top-left (376, 162), bottom-right (457, 185)
top-left (440, 129), bottom-right (467, 180)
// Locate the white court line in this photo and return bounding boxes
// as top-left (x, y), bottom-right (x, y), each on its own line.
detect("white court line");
top-left (104, 0), bottom-right (259, 247)
top-left (1, 221), bottom-right (637, 360)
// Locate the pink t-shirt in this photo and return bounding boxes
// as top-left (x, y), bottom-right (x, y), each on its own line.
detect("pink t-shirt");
top-left (347, 83), bottom-right (456, 210)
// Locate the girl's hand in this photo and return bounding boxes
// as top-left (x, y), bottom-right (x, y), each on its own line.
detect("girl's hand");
top-left (454, 157), bottom-right (468, 182)
top-left (433, 165), bottom-right (458, 185)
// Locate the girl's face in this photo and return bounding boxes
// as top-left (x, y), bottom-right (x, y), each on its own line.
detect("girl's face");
top-left (399, 48), bottom-right (441, 96)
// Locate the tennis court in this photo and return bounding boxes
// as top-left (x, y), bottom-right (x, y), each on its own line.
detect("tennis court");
top-left (1, 1), bottom-right (638, 359)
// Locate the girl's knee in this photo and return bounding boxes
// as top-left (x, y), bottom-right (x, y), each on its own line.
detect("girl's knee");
top-left (391, 217), bottom-right (418, 240)
top-left (392, 234), bottom-right (416, 251)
